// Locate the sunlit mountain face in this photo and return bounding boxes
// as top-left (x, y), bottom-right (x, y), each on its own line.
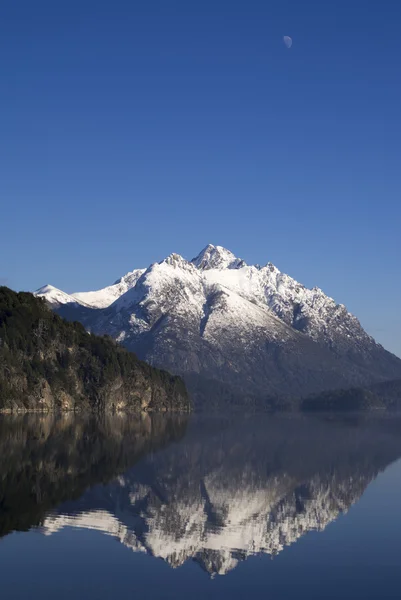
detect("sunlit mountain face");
top-left (2, 413), bottom-right (401, 577)
top-left (36, 245), bottom-right (401, 403)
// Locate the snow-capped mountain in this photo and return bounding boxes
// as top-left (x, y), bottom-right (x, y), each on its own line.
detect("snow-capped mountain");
top-left (35, 244), bottom-right (401, 401)
top-left (36, 269), bottom-right (146, 310)
top-left (34, 284), bottom-right (89, 308)
top-left (72, 268), bottom-right (145, 309)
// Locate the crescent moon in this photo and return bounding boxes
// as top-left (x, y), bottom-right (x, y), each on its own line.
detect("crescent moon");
top-left (283, 36), bottom-right (292, 49)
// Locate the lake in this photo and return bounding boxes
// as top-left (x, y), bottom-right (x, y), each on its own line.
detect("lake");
top-left (1, 412), bottom-right (401, 599)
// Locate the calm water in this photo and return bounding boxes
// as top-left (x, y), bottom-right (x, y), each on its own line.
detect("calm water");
top-left (1, 413), bottom-right (401, 599)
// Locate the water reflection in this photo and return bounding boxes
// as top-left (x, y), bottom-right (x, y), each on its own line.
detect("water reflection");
top-left (0, 413), bottom-right (187, 539)
top-left (1, 413), bottom-right (401, 576)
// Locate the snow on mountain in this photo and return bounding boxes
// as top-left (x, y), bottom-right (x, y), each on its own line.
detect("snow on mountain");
top-left (192, 244), bottom-right (246, 270)
top-left (72, 269), bottom-right (145, 309)
top-left (36, 244), bottom-right (401, 400)
top-left (35, 285), bottom-right (88, 308)
top-left (36, 244), bottom-right (374, 348)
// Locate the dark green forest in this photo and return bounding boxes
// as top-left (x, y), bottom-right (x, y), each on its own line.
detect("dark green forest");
top-left (0, 287), bottom-right (189, 412)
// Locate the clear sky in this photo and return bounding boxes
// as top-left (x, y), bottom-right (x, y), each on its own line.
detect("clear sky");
top-left (1, 0), bottom-right (401, 357)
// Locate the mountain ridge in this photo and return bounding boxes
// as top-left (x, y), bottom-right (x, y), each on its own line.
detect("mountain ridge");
top-left (35, 244), bottom-right (401, 402)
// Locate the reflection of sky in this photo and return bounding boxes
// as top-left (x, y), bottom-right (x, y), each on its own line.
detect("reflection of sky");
top-left (1, 460), bottom-right (401, 599)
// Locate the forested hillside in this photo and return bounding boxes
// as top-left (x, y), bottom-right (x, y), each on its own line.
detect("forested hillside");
top-left (0, 287), bottom-right (189, 412)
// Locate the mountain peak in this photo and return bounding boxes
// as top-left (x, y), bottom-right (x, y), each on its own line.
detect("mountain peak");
top-left (35, 285), bottom-right (83, 307)
top-left (162, 253), bottom-right (195, 271)
top-left (36, 284), bottom-right (57, 294)
top-left (191, 244), bottom-right (246, 271)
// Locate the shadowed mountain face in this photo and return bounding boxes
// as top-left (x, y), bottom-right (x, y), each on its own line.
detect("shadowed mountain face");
top-left (2, 413), bottom-right (401, 576)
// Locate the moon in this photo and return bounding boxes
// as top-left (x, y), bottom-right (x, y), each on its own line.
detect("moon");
top-left (283, 35), bottom-right (292, 49)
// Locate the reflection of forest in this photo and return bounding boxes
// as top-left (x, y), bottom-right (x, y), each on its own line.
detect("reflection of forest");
top-left (0, 413), bottom-right (188, 538)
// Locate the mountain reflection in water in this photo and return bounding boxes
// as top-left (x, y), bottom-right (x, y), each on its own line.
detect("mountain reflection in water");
top-left (1, 413), bottom-right (401, 578)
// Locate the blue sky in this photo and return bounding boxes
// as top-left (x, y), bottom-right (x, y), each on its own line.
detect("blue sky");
top-left (1, 0), bottom-right (401, 357)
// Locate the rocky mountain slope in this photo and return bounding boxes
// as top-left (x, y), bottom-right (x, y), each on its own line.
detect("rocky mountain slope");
top-left (0, 287), bottom-right (189, 412)
top-left (36, 245), bottom-right (401, 401)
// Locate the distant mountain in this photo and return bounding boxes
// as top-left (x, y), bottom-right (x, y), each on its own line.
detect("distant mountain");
top-left (36, 244), bottom-right (401, 402)
top-left (0, 287), bottom-right (189, 412)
